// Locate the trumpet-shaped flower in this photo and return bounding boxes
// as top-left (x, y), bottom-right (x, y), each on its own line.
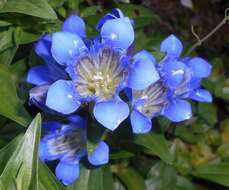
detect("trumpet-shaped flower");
top-left (127, 35), bottom-right (212, 134)
top-left (40, 116), bottom-right (109, 185)
top-left (27, 9), bottom-right (134, 131)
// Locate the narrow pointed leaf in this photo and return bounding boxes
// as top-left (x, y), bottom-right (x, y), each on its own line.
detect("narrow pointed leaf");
top-left (133, 132), bottom-right (173, 164)
top-left (38, 161), bottom-right (65, 190)
top-left (0, 64), bottom-right (31, 126)
top-left (0, 114), bottom-right (41, 190)
top-left (0, 0), bottom-right (57, 19)
top-left (67, 165), bottom-right (114, 190)
top-left (115, 167), bottom-right (146, 190)
top-left (192, 162), bottom-right (229, 187)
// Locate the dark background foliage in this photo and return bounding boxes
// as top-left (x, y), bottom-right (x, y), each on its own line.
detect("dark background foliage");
top-left (0, 0), bottom-right (228, 189)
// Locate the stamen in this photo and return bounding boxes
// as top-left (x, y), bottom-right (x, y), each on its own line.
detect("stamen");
top-left (75, 47), bottom-right (126, 100)
top-left (133, 80), bottom-right (168, 117)
top-left (47, 126), bottom-right (86, 161)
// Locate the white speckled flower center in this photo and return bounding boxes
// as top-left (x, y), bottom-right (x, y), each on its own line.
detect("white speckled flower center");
top-left (47, 126), bottom-right (85, 161)
top-left (75, 47), bottom-right (126, 100)
top-left (133, 80), bottom-right (168, 117)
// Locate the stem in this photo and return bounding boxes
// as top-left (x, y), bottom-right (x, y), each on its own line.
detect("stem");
top-left (186, 8), bottom-right (229, 55)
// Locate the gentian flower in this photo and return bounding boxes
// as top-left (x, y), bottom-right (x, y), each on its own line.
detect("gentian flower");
top-left (159, 35), bottom-right (212, 103)
top-left (27, 9), bottom-right (134, 131)
top-left (27, 34), bottom-right (68, 110)
top-left (39, 115), bottom-right (109, 185)
top-left (127, 35), bottom-right (212, 134)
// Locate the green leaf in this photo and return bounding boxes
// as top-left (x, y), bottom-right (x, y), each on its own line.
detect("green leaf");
top-left (115, 167), bottom-right (146, 190)
top-left (0, 46), bottom-right (17, 65)
top-left (0, 64), bottom-right (31, 126)
top-left (133, 132), bottom-right (173, 164)
top-left (157, 116), bottom-right (171, 132)
top-left (0, 0), bottom-right (6, 9)
top-left (0, 0), bottom-right (57, 19)
top-left (174, 125), bottom-right (203, 143)
top-left (10, 58), bottom-right (28, 85)
top-left (198, 103), bottom-right (217, 126)
top-left (0, 135), bottom-right (23, 175)
top-left (192, 162), bottom-right (229, 187)
top-left (0, 20), bottom-right (11, 27)
top-left (67, 165), bottom-right (114, 190)
top-left (175, 176), bottom-right (196, 190)
top-left (0, 28), bottom-right (14, 53)
top-left (81, 6), bottom-right (101, 18)
top-left (38, 161), bottom-right (65, 190)
top-left (49, 0), bottom-right (66, 8)
top-left (146, 162), bottom-right (196, 190)
top-left (14, 27), bottom-right (41, 45)
top-left (110, 150), bottom-right (135, 160)
top-left (146, 161), bottom-right (177, 190)
top-left (0, 114), bottom-right (41, 190)
top-left (68, 0), bottom-right (79, 11)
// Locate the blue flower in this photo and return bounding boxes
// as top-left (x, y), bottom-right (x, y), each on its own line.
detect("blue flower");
top-left (27, 34), bottom-right (68, 111)
top-left (27, 9), bottom-right (134, 131)
top-left (159, 35), bottom-right (212, 103)
top-left (40, 115), bottom-right (109, 185)
top-left (127, 35), bottom-right (212, 134)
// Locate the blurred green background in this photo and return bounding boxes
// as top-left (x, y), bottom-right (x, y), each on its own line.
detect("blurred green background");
top-left (0, 0), bottom-right (228, 189)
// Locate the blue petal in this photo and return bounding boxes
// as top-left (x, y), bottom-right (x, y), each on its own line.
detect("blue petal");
top-left (133, 50), bottom-right (156, 63)
top-left (35, 34), bottom-right (52, 60)
top-left (55, 161), bottom-right (80, 185)
top-left (46, 80), bottom-right (80, 114)
top-left (160, 35), bottom-right (183, 57)
top-left (39, 139), bottom-right (60, 161)
top-left (68, 115), bottom-right (87, 128)
top-left (27, 65), bottom-right (51, 85)
top-left (39, 140), bottom-right (50, 161)
top-left (187, 57), bottom-right (212, 78)
top-left (42, 121), bottom-right (62, 131)
top-left (88, 141), bottom-right (109, 166)
top-left (189, 89), bottom-right (212, 102)
top-left (112, 8), bottom-right (124, 18)
top-left (163, 61), bottom-right (186, 87)
top-left (164, 100), bottom-right (192, 122)
top-left (96, 8), bottom-right (124, 30)
top-left (29, 84), bottom-right (50, 107)
top-left (96, 14), bottom-right (116, 30)
top-left (124, 87), bottom-right (132, 101)
top-left (46, 60), bottom-right (68, 81)
top-left (93, 99), bottom-right (129, 131)
top-left (101, 17), bottom-right (134, 49)
top-left (51, 32), bottom-right (86, 65)
top-left (62, 15), bottom-right (86, 37)
top-left (130, 109), bottom-right (152, 134)
top-left (128, 53), bottom-right (160, 90)
top-left (29, 85), bottom-right (60, 115)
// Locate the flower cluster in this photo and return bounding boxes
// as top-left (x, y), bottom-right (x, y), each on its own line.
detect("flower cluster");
top-left (27, 8), bottom-right (212, 185)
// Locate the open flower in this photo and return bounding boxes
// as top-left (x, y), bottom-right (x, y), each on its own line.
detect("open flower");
top-left (127, 35), bottom-right (212, 134)
top-left (27, 9), bottom-right (134, 131)
top-left (39, 115), bottom-right (109, 185)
